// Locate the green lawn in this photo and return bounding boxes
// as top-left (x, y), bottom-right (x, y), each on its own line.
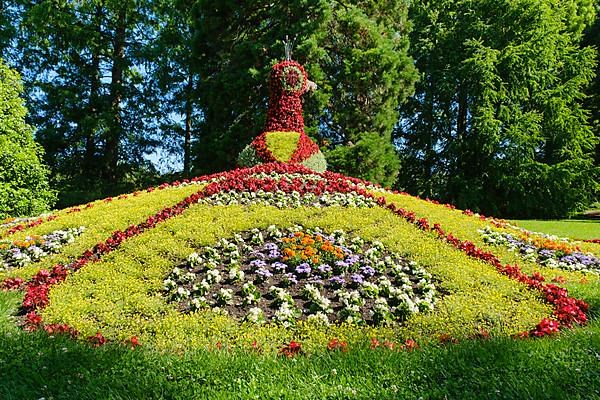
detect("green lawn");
top-left (509, 219), bottom-right (600, 240)
top-left (0, 290), bottom-right (599, 399)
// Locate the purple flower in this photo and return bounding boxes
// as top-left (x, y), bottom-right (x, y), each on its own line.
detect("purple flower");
top-left (360, 265), bottom-right (375, 277)
top-left (256, 268), bottom-right (272, 278)
top-left (268, 250), bottom-right (281, 259)
top-left (263, 242), bottom-right (278, 251)
top-left (538, 249), bottom-right (555, 259)
top-left (272, 262), bottom-right (288, 272)
top-left (335, 260), bottom-right (349, 270)
top-left (295, 263), bottom-right (311, 275)
top-left (345, 255), bottom-right (360, 265)
top-left (317, 264), bottom-right (332, 275)
top-left (350, 273), bottom-right (364, 284)
top-left (329, 276), bottom-right (346, 287)
top-left (249, 250), bottom-right (266, 260)
top-left (284, 273), bottom-right (298, 286)
top-left (308, 277), bottom-right (324, 286)
top-left (250, 259), bottom-right (267, 268)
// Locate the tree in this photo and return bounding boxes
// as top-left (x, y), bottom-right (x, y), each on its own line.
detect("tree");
top-left (319, 1), bottom-right (417, 185)
top-left (397, 0), bottom-right (598, 217)
top-left (582, 4), bottom-right (600, 170)
top-left (16, 0), bottom-right (160, 206)
top-left (0, 59), bottom-right (55, 219)
top-left (146, 0), bottom-right (202, 177)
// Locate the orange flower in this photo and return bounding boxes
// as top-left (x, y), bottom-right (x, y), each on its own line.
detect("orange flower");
top-left (283, 248), bottom-right (295, 257)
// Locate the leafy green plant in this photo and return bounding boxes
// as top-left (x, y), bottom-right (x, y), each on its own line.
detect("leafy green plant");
top-left (0, 59), bottom-right (55, 219)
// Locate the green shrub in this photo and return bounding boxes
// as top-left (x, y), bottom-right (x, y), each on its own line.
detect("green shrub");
top-left (0, 59), bottom-right (55, 218)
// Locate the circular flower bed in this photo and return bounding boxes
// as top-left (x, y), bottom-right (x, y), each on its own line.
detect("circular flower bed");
top-left (163, 226), bottom-right (437, 326)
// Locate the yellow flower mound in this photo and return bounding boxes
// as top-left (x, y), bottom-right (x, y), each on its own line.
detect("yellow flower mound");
top-left (265, 131), bottom-right (301, 162)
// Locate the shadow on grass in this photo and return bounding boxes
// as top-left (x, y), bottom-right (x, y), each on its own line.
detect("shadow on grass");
top-left (1, 323), bottom-right (599, 400)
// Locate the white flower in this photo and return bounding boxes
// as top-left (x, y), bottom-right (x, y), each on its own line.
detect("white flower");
top-left (206, 269), bottom-right (222, 284)
top-left (187, 252), bottom-right (202, 266)
top-left (229, 267), bottom-right (244, 282)
top-left (216, 288), bottom-right (234, 304)
top-left (245, 307), bottom-right (265, 324)
top-left (307, 312), bottom-right (330, 325)
top-left (162, 278), bottom-right (177, 291)
top-left (190, 297), bottom-right (208, 310)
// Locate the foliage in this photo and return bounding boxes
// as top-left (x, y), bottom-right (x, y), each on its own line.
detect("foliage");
top-left (0, 59), bottom-right (55, 219)
top-left (326, 133), bottom-right (400, 187)
top-left (237, 145), bottom-right (262, 168)
top-left (397, 0), bottom-right (599, 218)
top-left (301, 151), bottom-right (328, 173)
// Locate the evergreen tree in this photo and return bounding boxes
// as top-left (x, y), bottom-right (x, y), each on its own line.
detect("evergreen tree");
top-left (398, 0), bottom-right (598, 217)
top-left (0, 59), bottom-right (55, 219)
top-left (319, 1), bottom-right (417, 186)
top-left (582, 4), bottom-right (600, 170)
top-left (16, 0), bottom-right (160, 206)
top-left (146, 0), bottom-right (201, 177)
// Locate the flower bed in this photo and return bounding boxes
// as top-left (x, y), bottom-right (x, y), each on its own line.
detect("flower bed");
top-left (163, 226), bottom-right (436, 326)
top-left (479, 226), bottom-right (600, 274)
top-left (0, 227), bottom-right (85, 271)
top-left (2, 162), bottom-right (591, 352)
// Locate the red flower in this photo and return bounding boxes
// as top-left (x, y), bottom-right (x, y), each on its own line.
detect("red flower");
top-left (1, 277), bottom-right (24, 291)
top-left (403, 339), bottom-right (419, 351)
top-left (370, 337), bottom-right (380, 349)
top-left (327, 338), bottom-right (348, 352)
top-left (24, 311), bottom-right (43, 331)
top-left (439, 333), bottom-right (459, 344)
top-left (530, 318), bottom-right (560, 337)
top-left (130, 336), bottom-right (141, 349)
top-left (88, 331), bottom-right (107, 347)
top-left (279, 340), bottom-right (303, 357)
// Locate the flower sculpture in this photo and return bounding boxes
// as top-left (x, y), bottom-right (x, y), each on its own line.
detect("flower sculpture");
top-left (237, 60), bottom-right (327, 172)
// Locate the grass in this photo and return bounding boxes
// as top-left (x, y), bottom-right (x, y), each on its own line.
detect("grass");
top-left (510, 219), bottom-right (600, 240)
top-left (1, 288), bottom-right (599, 399)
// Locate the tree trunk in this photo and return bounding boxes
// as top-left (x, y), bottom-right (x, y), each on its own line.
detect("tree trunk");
top-left (83, 5), bottom-right (103, 177)
top-left (105, 7), bottom-right (126, 183)
top-left (183, 72), bottom-right (193, 177)
top-left (457, 86), bottom-right (468, 142)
